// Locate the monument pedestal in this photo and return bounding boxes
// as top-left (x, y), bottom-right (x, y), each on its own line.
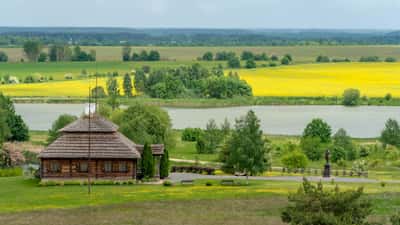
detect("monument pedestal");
top-left (323, 163), bottom-right (331, 177)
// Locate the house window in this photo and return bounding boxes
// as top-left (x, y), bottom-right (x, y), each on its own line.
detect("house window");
top-left (104, 161), bottom-right (112, 173)
top-left (50, 161), bottom-right (60, 173)
top-left (119, 162), bottom-right (128, 172)
top-left (79, 162), bottom-right (88, 172)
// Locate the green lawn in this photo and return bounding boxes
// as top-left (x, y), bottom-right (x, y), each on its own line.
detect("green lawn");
top-left (0, 176), bottom-right (399, 215)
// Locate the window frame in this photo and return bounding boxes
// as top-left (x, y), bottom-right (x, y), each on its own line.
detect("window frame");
top-left (104, 161), bottom-right (112, 173)
top-left (49, 161), bottom-right (61, 173)
top-left (118, 161), bottom-right (128, 173)
top-left (79, 161), bottom-right (89, 173)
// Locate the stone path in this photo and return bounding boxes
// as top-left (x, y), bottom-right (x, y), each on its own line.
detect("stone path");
top-left (169, 172), bottom-right (400, 184)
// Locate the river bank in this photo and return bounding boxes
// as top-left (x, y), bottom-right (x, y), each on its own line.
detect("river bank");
top-left (11, 96), bottom-right (400, 108)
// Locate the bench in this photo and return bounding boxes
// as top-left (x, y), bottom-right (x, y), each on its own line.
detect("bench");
top-left (221, 179), bottom-right (235, 185)
top-left (181, 179), bottom-right (194, 185)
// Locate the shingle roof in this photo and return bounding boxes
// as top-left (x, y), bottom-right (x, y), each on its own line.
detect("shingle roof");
top-left (39, 115), bottom-right (164, 159)
top-left (60, 116), bottom-right (118, 133)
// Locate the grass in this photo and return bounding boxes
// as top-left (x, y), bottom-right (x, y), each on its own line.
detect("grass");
top-left (2, 45), bottom-right (400, 63)
top-left (237, 62), bottom-right (400, 97)
top-left (0, 177), bottom-right (399, 214)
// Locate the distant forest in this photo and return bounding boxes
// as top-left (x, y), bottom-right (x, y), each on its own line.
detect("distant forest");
top-left (1, 27), bottom-right (400, 46)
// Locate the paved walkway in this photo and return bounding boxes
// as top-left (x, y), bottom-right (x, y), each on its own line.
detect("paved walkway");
top-left (169, 173), bottom-right (400, 184)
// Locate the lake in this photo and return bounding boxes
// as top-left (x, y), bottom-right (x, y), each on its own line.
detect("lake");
top-left (15, 104), bottom-right (400, 138)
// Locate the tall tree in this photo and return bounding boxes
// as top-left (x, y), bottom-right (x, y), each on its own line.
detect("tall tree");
top-left (134, 69), bottom-right (146, 93)
top-left (141, 143), bottom-right (154, 178)
top-left (106, 77), bottom-right (120, 110)
top-left (123, 73), bottom-right (133, 97)
top-left (159, 148), bottom-right (170, 179)
top-left (23, 41), bottom-right (42, 62)
top-left (0, 109), bottom-right (10, 147)
top-left (122, 45), bottom-right (131, 61)
top-left (303, 118), bottom-right (332, 143)
top-left (223, 110), bottom-right (269, 183)
top-left (380, 118), bottom-right (400, 147)
top-left (0, 51), bottom-right (8, 62)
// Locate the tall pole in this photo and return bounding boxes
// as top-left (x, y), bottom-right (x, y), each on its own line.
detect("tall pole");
top-left (88, 85), bottom-right (92, 195)
top-left (95, 61), bottom-right (98, 113)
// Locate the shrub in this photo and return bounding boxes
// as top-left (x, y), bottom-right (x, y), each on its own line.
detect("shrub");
top-left (205, 181), bottom-right (213, 186)
top-left (163, 180), bottom-right (173, 186)
top-left (391, 213), bottom-right (400, 225)
top-left (281, 150), bottom-right (308, 169)
top-left (300, 136), bottom-right (324, 161)
top-left (281, 178), bottom-right (372, 225)
top-left (316, 55), bottom-right (330, 63)
top-left (359, 56), bottom-right (380, 62)
top-left (181, 128), bottom-right (203, 142)
top-left (0, 51), bottom-right (8, 62)
top-left (0, 167), bottom-right (23, 177)
top-left (331, 146), bottom-right (346, 163)
top-left (342, 88), bottom-right (360, 106)
top-left (385, 57), bottom-right (397, 63)
top-left (385, 93), bottom-right (392, 101)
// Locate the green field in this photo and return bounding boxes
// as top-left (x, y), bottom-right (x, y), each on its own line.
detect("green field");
top-left (0, 177), bottom-right (398, 225)
top-left (2, 45), bottom-right (400, 63)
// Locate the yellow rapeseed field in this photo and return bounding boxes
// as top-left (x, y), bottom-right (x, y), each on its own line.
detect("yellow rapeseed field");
top-left (238, 62), bottom-right (400, 97)
top-left (0, 77), bottom-right (131, 97)
top-left (1, 62), bottom-right (400, 97)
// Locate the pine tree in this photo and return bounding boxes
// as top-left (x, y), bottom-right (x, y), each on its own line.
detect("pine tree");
top-left (159, 148), bottom-right (170, 179)
top-left (123, 73), bottom-right (133, 97)
top-left (141, 143), bottom-right (154, 179)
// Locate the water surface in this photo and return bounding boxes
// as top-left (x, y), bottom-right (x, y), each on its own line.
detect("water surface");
top-left (15, 104), bottom-right (400, 138)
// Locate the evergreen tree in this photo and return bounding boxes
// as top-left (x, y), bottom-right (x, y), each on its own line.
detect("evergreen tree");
top-left (223, 110), bottom-right (269, 183)
top-left (0, 109), bottom-right (10, 148)
top-left (159, 148), bottom-right (170, 179)
top-left (6, 114), bottom-right (29, 141)
top-left (122, 45), bottom-right (131, 61)
top-left (141, 143), bottom-right (154, 178)
top-left (123, 73), bottom-right (133, 97)
top-left (134, 69), bottom-right (146, 93)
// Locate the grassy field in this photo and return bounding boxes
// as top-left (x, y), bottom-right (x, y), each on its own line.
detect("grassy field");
top-left (0, 177), bottom-right (398, 225)
top-left (2, 62), bottom-right (400, 98)
top-left (2, 45), bottom-right (400, 63)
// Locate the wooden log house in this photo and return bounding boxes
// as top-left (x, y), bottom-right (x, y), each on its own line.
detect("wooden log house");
top-left (38, 115), bottom-right (164, 180)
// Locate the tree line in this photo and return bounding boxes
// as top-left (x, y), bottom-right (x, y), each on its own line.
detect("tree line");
top-left (20, 41), bottom-right (96, 62)
top-left (2, 28), bottom-right (400, 46)
top-left (122, 46), bottom-right (160, 61)
top-left (316, 55), bottom-right (397, 63)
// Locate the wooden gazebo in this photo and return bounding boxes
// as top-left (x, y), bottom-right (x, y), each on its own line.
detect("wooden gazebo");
top-left (39, 115), bottom-right (164, 180)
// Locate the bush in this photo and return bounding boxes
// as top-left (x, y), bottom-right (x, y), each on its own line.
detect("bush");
top-left (0, 167), bottom-right (23, 177)
top-left (205, 181), bottom-right (213, 186)
top-left (227, 57), bottom-right (241, 68)
top-left (281, 150), bottom-right (308, 169)
top-left (391, 213), bottom-right (400, 225)
top-left (385, 93), bottom-right (392, 101)
top-left (331, 146), bottom-right (346, 163)
top-left (181, 128), bottom-right (203, 142)
top-left (385, 57), bottom-right (397, 62)
top-left (281, 178), bottom-right (372, 225)
top-left (163, 180), bottom-right (173, 186)
top-left (359, 56), bottom-right (380, 62)
top-left (300, 137), bottom-right (324, 161)
top-left (342, 88), bottom-right (360, 106)
top-left (0, 51), bottom-right (8, 62)
top-left (316, 55), bottom-right (330, 63)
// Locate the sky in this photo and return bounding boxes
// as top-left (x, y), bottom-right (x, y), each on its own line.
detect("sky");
top-left (1, 0), bottom-right (399, 29)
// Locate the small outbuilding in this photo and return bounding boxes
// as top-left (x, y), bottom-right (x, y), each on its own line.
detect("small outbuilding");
top-left (39, 115), bottom-right (164, 180)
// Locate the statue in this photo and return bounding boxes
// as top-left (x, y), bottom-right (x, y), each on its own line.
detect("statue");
top-left (325, 149), bottom-right (331, 164)
top-left (323, 149), bottom-right (331, 178)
